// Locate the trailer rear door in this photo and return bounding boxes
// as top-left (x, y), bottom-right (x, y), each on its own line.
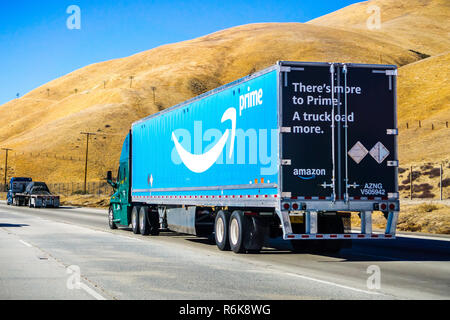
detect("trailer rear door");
top-left (280, 62), bottom-right (398, 201)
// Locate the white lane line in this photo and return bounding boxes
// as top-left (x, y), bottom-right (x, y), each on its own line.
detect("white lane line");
top-left (396, 234), bottom-right (450, 242)
top-left (19, 240), bottom-right (32, 247)
top-left (79, 283), bottom-right (106, 300)
top-left (285, 272), bottom-right (387, 296)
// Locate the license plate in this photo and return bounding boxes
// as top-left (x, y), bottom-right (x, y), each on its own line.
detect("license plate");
top-left (290, 215), bottom-right (304, 224)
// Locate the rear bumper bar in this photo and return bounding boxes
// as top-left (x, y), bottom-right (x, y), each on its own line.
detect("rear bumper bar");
top-left (284, 233), bottom-right (395, 240)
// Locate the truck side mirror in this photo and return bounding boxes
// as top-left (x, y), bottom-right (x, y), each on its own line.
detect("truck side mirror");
top-left (106, 171), bottom-right (112, 181)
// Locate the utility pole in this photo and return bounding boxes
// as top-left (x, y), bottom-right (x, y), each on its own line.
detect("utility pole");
top-left (80, 132), bottom-right (96, 194)
top-left (129, 76), bottom-right (134, 88)
top-left (151, 86), bottom-right (156, 104)
top-left (2, 148), bottom-right (12, 191)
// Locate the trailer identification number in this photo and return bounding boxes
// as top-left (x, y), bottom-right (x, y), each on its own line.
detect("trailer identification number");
top-left (360, 183), bottom-right (386, 196)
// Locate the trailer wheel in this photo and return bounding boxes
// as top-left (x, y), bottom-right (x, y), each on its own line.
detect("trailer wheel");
top-left (229, 211), bottom-right (247, 253)
top-left (108, 206), bottom-right (117, 229)
top-left (131, 206), bottom-right (140, 234)
top-left (246, 217), bottom-right (268, 253)
top-left (139, 207), bottom-right (150, 235)
top-left (214, 210), bottom-right (230, 251)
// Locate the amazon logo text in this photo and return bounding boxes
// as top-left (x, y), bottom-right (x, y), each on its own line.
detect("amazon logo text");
top-left (239, 87), bottom-right (263, 116)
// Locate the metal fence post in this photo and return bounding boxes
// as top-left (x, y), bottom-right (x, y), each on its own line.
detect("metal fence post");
top-left (440, 164), bottom-right (443, 201)
top-left (410, 165), bottom-right (413, 200)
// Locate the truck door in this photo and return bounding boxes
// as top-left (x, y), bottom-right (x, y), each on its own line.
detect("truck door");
top-left (118, 163), bottom-right (130, 223)
top-left (280, 64), bottom-right (335, 199)
top-left (280, 63), bottom-right (398, 201)
top-left (342, 65), bottom-right (397, 201)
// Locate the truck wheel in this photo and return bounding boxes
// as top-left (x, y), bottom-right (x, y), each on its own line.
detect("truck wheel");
top-left (229, 211), bottom-right (247, 253)
top-left (108, 206), bottom-right (117, 229)
top-left (214, 210), bottom-right (230, 251)
top-left (139, 207), bottom-right (150, 235)
top-left (149, 209), bottom-right (160, 236)
top-left (244, 217), bottom-right (268, 253)
top-left (131, 206), bottom-right (140, 234)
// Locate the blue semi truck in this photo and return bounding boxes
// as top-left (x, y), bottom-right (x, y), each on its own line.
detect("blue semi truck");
top-left (107, 61), bottom-right (400, 253)
top-left (7, 177), bottom-right (32, 205)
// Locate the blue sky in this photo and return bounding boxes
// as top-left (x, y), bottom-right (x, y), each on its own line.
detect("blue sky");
top-left (0, 0), bottom-right (361, 105)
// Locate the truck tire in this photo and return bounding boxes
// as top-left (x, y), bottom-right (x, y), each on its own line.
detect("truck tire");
top-left (108, 206), bottom-right (117, 229)
top-left (214, 210), bottom-right (230, 251)
top-left (229, 211), bottom-right (248, 253)
top-left (148, 209), bottom-right (160, 236)
top-left (139, 207), bottom-right (150, 235)
top-left (131, 206), bottom-right (140, 234)
top-left (245, 217), bottom-right (268, 253)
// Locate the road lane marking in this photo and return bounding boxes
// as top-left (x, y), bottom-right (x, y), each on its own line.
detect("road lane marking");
top-left (19, 240), bottom-right (32, 247)
top-left (79, 282), bottom-right (106, 300)
top-left (397, 234), bottom-right (450, 242)
top-left (285, 272), bottom-right (388, 296)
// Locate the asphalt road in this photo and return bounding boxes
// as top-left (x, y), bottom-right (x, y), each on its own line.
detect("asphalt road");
top-left (0, 202), bottom-right (449, 300)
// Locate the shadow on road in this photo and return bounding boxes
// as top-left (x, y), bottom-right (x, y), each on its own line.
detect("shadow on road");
top-left (185, 234), bottom-right (450, 262)
top-left (0, 223), bottom-right (29, 228)
top-left (264, 236), bottom-right (450, 262)
top-left (114, 226), bottom-right (450, 262)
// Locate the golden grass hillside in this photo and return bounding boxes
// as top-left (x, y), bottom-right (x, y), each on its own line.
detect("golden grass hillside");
top-left (309, 0), bottom-right (450, 56)
top-left (397, 52), bottom-right (450, 165)
top-left (0, 0), bottom-right (448, 185)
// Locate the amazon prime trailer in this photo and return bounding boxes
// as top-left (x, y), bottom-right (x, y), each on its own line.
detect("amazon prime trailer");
top-left (107, 61), bottom-right (400, 253)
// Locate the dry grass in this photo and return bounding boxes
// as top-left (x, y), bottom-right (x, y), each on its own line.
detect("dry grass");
top-left (351, 202), bottom-right (450, 234)
top-left (60, 194), bottom-right (110, 208)
top-left (309, 0), bottom-right (450, 56)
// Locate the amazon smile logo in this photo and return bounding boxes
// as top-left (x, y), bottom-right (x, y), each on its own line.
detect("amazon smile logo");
top-left (172, 108), bottom-right (236, 173)
top-left (170, 94), bottom-right (278, 176)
